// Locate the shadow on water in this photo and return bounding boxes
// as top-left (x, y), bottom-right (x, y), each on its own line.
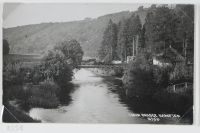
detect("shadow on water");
top-left (57, 82), bottom-right (79, 106)
top-left (102, 76), bottom-right (193, 124)
top-left (17, 81), bottom-right (78, 112)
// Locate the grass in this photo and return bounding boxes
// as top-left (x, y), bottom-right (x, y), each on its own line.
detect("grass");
top-left (3, 54), bottom-right (42, 69)
top-left (4, 54), bottom-right (42, 62)
top-left (21, 81), bottom-right (61, 108)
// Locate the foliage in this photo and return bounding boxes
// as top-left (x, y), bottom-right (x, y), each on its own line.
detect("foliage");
top-left (99, 14), bottom-right (142, 62)
top-left (170, 63), bottom-right (193, 82)
top-left (54, 39), bottom-right (83, 68)
top-left (98, 19), bottom-right (118, 62)
top-left (3, 60), bottom-right (26, 86)
top-left (126, 15), bottom-right (142, 55)
top-left (42, 50), bottom-right (73, 84)
top-left (30, 66), bottom-right (44, 85)
top-left (3, 39), bottom-right (10, 55)
top-left (27, 81), bottom-right (60, 108)
top-left (116, 18), bottom-right (129, 61)
top-left (144, 5), bottom-right (194, 60)
top-left (123, 51), bottom-right (156, 97)
top-left (153, 66), bottom-right (171, 89)
top-left (116, 15), bottom-right (142, 61)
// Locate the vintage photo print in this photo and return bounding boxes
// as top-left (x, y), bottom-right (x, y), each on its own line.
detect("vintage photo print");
top-left (2, 3), bottom-right (194, 124)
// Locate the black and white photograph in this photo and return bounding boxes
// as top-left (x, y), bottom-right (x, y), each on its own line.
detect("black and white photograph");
top-left (2, 3), bottom-right (194, 124)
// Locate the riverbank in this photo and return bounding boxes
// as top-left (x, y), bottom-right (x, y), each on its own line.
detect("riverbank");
top-left (3, 101), bottom-right (40, 123)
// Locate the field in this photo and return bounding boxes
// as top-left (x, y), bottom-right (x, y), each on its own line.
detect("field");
top-left (3, 54), bottom-right (42, 68)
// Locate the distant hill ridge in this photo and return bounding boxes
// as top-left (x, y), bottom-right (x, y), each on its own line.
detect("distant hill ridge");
top-left (3, 8), bottom-right (149, 58)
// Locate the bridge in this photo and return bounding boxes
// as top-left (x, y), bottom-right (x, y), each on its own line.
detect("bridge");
top-left (78, 64), bottom-right (126, 68)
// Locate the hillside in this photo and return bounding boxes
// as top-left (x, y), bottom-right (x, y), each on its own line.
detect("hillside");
top-left (3, 8), bottom-right (148, 58)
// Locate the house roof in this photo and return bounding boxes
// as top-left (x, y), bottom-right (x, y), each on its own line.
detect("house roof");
top-left (155, 46), bottom-right (185, 63)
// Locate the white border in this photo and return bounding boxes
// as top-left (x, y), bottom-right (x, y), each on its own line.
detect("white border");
top-left (0, 0), bottom-right (199, 132)
top-left (194, 4), bottom-right (199, 126)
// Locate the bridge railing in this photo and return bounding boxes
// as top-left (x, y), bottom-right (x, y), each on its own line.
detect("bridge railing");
top-left (78, 64), bottom-right (125, 68)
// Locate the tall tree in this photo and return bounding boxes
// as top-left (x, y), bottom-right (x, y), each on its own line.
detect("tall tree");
top-left (144, 5), bottom-right (180, 54)
top-left (54, 39), bottom-right (84, 68)
top-left (98, 19), bottom-right (118, 62)
top-left (117, 18), bottom-right (129, 62)
top-left (3, 39), bottom-right (10, 55)
top-left (144, 11), bottom-right (156, 52)
top-left (175, 5), bottom-right (194, 62)
top-left (126, 14), bottom-right (142, 56)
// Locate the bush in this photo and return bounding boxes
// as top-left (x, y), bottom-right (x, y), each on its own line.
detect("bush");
top-left (54, 39), bottom-right (84, 68)
top-left (170, 63), bottom-right (193, 82)
top-left (3, 60), bottom-right (26, 85)
top-left (42, 50), bottom-right (73, 84)
top-left (30, 65), bottom-right (44, 85)
top-left (153, 66), bottom-right (171, 89)
top-left (3, 39), bottom-right (10, 55)
top-left (123, 51), bottom-right (156, 97)
top-left (27, 81), bottom-right (60, 108)
top-left (113, 67), bottom-right (124, 77)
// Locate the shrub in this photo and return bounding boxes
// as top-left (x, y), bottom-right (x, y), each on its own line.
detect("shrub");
top-left (123, 51), bottom-right (156, 97)
top-left (42, 50), bottom-right (73, 84)
top-left (170, 63), bottom-right (193, 82)
top-left (113, 67), bottom-right (124, 77)
top-left (27, 81), bottom-right (60, 108)
top-left (3, 60), bottom-right (26, 85)
top-left (3, 39), bottom-right (10, 55)
top-left (153, 66), bottom-right (171, 89)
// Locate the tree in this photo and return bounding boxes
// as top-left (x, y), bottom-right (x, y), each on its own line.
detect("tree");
top-left (175, 5), bottom-right (194, 62)
top-left (117, 18), bottom-right (129, 62)
top-left (144, 5), bottom-right (180, 54)
top-left (54, 39), bottom-right (84, 68)
top-left (144, 11), bottom-right (155, 52)
top-left (126, 15), bottom-right (142, 56)
top-left (122, 50), bottom-right (156, 97)
top-left (3, 39), bottom-right (10, 55)
top-left (42, 50), bottom-right (73, 84)
top-left (98, 19), bottom-right (118, 62)
top-left (139, 26), bottom-right (146, 49)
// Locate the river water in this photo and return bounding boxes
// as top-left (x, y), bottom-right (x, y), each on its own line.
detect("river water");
top-left (29, 68), bottom-right (150, 123)
top-left (28, 68), bottom-right (190, 124)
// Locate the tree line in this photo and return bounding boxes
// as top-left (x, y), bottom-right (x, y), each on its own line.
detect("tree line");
top-left (98, 4), bottom-right (194, 63)
top-left (3, 39), bottom-right (83, 111)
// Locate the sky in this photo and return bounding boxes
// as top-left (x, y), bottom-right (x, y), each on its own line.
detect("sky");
top-left (3, 3), bottom-right (151, 28)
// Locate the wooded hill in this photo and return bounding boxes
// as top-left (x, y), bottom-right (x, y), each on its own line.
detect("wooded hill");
top-left (3, 6), bottom-right (148, 58)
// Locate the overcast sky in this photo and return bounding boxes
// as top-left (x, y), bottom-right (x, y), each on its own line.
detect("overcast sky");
top-left (3, 3), bottom-right (151, 28)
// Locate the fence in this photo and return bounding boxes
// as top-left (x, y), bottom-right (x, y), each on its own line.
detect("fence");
top-left (167, 82), bottom-right (193, 94)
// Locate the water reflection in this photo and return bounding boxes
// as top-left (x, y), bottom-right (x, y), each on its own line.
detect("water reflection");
top-left (29, 69), bottom-right (149, 123)
top-left (28, 68), bottom-right (187, 124)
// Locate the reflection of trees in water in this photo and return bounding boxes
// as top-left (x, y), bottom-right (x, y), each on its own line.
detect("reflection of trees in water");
top-left (57, 82), bottom-right (79, 106)
top-left (103, 77), bottom-right (178, 114)
top-left (104, 77), bottom-right (193, 123)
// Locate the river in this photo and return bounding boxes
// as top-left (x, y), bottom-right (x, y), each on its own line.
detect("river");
top-left (28, 68), bottom-right (191, 124)
top-left (28, 68), bottom-right (150, 123)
